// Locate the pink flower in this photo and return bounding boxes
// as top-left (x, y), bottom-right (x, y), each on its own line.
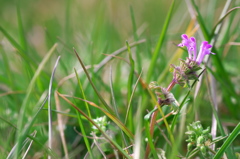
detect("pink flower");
top-left (178, 34), bottom-right (215, 65)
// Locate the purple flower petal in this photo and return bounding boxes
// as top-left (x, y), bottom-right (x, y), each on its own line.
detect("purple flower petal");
top-left (196, 41), bottom-right (213, 65)
top-left (189, 37), bottom-right (197, 60)
top-left (178, 34), bottom-right (197, 60)
top-left (182, 34), bottom-right (188, 40)
top-left (178, 43), bottom-right (184, 47)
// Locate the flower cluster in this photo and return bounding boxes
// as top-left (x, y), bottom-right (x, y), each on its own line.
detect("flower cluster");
top-left (91, 116), bottom-right (108, 135)
top-left (178, 34), bottom-right (214, 65)
top-left (185, 121), bottom-right (212, 158)
top-left (171, 34), bottom-right (215, 87)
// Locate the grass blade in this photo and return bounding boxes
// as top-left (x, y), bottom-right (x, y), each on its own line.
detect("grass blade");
top-left (109, 66), bottom-right (128, 151)
top-left (190, 0), bottom-right (210, 40)
top-left (7, 93), bottom-right (48, 158)
top-left (75, 105), bottom-right (94, 159)
top-left (22, 131), bottom-right (37, 159)
top-left (15, 43), bottom-right (57, 158)
top-left (74, 68), bottom-right (93, 158)
top-left (133, 98), bottom-right (144, 159)
top-left (7, 131), bottom-right (37, 159)
top-left (126, 41), bottom-right (135, 131)
top-left (146, 0), bottom-right (175, 83)
top-left (0, 26), bottom-right (33, 65)
top-left (16, 2), bottom-right (28, 52)
top-left (125, 70), bottom-right (143, 125)
top-left (74, 68), bottom-right (92, 119)
top-left (73, 48), bottom-right (114, 115)
top-left (211, 7), bottom-right (240, 36)
top-left (130, 6), bottom-right (141, 71)
top-left (109, 66), bottom-right (121, 121)
top-left (213, 123), bottom-right (240, 159)
top-left (48, 56), bottom-right (61, 159)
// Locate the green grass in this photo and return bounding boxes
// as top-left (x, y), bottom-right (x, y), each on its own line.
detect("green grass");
top-left (0, 0), bottom-right (239, 158)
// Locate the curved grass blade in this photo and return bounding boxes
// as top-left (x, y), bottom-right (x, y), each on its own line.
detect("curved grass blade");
top-left (213, 123), bottom-right (240, 159)
top-left (146, 0), bottom-right (175, 83)
top-left (74, 68), bottom-right (92, 119)
top-left (125, 70), bottom-right (143, 124)
top-left (22, 131), bottom-right (37, 159)
top-left (74, 69), bottom-right (93, 158)
top-left (57, 92), bottom-right (131, 159)
top-left (48, 56), bottom-right (61, 159)
top-left (211, 7), bottom-right (240, 36)
top-left (73, 48), bottom-right (114, 115)
top-left (8, 93), bottom-right (50, 158)
top-left (109, 66), bottom-right (121, 121)
top-left (57, 92), bottom-right (134, 139)
top-left (133, 98), bottom-right (144, 159)
top-left (126, 41), bottom-right (135, 131)
top-left (109, 66), bottom-right (128, 151)
top-left (15, 43), bottom-right (57, 158)
top-left (75, 105), bottom-right (94, 158)
top-left (7, 131), bottom-right (37, 159)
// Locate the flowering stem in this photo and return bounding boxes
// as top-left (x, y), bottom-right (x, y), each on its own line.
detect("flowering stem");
top-left (144, 80), bottom-right (176, 158)
top-left (167, 80), bottom-right (176, 92)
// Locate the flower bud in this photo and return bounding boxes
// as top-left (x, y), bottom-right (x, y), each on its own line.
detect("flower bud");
top-left (187, 142), bottom-right (195, 151)
top-left (200, 145), bottom-right (207, 155)
top-left (197, 136), bottom-right (205, 146)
